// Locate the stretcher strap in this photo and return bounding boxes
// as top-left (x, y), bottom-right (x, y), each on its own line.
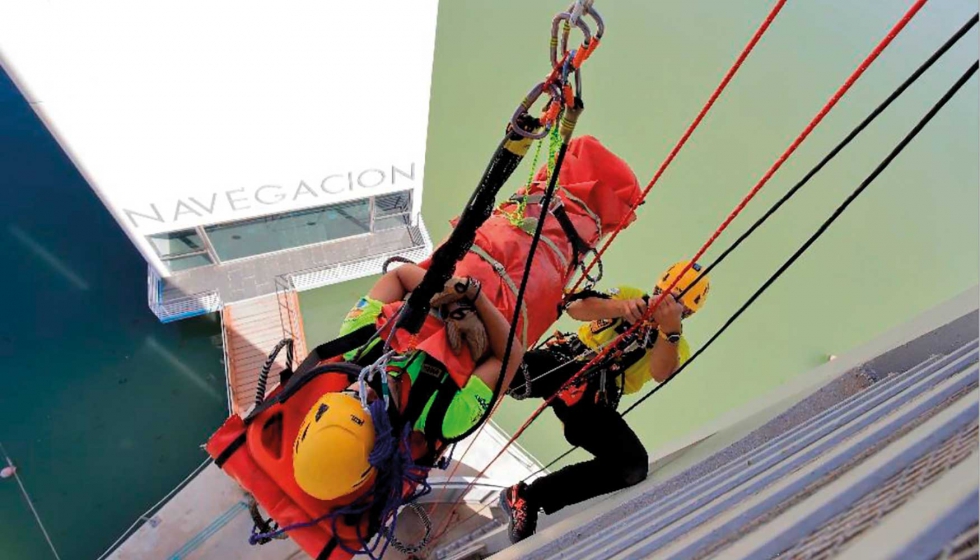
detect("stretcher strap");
top-left (467, 245), bottom-right (529, 346)
top-left (557, 186), bottom-right (602, 238)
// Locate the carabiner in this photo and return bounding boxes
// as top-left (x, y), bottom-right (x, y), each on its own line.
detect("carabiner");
top-left (510, 81), bottom-right (562, 139)
top-left (550, 12), bottom-right (592, 69)
top-left (561, 53), bottom-right (584, 101)
top-left (572, 1), bottom-right (606, 39)
top-left (567, 0), bottom-right (594, 27)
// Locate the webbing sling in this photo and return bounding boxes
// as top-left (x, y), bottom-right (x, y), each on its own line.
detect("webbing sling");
top-left (467, 245), bottom-right (529, 346)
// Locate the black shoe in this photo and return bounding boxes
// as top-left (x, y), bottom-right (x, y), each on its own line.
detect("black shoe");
top-left (499, 482), bottom-right (538, 544)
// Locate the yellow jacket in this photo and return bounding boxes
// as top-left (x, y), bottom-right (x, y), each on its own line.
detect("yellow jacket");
top-left (575, 285), bottom-right (691, 395)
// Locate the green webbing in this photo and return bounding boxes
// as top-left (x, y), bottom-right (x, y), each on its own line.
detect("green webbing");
top-left (546, 119), bottom-right (561, 178)
top-left (501, 109), bottom-right (563, 228)
top-left (501, 137), bottom-right (543, 226)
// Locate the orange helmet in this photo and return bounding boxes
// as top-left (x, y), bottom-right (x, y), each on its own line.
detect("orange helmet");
top-left (655, 261), bottom-right (710, 316)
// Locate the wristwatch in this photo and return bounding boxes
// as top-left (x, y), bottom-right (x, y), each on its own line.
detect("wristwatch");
top-left (659, 329), bottom-right (682, 344)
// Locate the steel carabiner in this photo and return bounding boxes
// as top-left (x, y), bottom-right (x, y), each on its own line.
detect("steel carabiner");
top-left (551, 11), bottom-right (593, 69)
top-left (510, 81), bottom-right (562, 139)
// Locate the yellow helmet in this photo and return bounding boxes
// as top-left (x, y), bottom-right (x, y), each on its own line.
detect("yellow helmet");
top-left (655, 261), bottom-right (710, 316)
top-left (293, 392), bottom-right (376, 500)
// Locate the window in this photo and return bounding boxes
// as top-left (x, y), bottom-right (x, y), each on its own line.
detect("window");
top-left (150, 191), bottom-right (417, 269)
top-left (372, 191), bottom-right (413, 232)
top-left (147, 229), bottom-right (214, 272)
top-left (375, 191), bottom-right (411, 216)
top-left (205, 199), bottom-right (371, 261)
top-left (148, 230), bottom-right (205, 258)
top-left (164, 253), bottom-right (214, 272)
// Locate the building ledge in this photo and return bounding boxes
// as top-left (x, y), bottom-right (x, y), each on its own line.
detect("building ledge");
top-left (147, 218), bottom-right (432, 323)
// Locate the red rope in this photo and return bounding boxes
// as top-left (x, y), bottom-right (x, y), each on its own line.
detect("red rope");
top-left (432, 0), bottom-right (928, 541)
top-left (427, 0), bottom-right (790, 542)
top-left (570, 0), bottom-right (788, 294)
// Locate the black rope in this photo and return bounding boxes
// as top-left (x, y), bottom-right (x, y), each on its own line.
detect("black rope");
top-left (382, 256), bottom-right (416, 274)
top-left (254, 338), bottom-right (294, 408)
top-left (449, 139), bottom-right (573, 442)
top-left (624, 60), bottom-right (978, 417)
top-left (674, 13), bottom-right (980, 302)
top-left (521, 12), bottom-right (980, 436)
top-left (527, 51), bottom-right (979, 478)
top-left (396, 117), bottom-right (538, 334)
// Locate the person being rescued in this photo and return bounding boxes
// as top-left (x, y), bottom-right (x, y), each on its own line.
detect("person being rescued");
top-left (292, 134), bottom-right (645, 502)
top-left (291, 264), bottom-right (525, 501)
top-left (499, 261), bottom-right (711, 543)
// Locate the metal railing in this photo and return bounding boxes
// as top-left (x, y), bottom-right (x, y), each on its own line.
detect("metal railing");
top-left (147, 266), bottom-right (221, 323)
top-left (274, 274), bottom-right (299, 349)
top-left (289, 218), bottom-right (432, 292)
top-left (219, 308), bottom-right (234, 416)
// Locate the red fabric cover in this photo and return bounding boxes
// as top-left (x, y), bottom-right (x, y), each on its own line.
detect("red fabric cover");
top-left (435, 135), bottom-right (641, 347)
top-left (206, 373), bottom-right (365, 559)
top-left (532, 135), bottom-right (643, 234)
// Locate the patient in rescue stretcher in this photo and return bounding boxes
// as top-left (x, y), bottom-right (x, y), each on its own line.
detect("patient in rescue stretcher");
top-left (293, 262), bottom-right (524, 500)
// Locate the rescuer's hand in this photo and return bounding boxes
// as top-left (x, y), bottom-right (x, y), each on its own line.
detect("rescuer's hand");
top-left (618, 297), bottom-right (648, 324)
top-left (443, 301), bottom-right (489, 361)
top-left (430, 276), bottom-right (482, 308)
top-left (650, 295), bottom-right (684, 334)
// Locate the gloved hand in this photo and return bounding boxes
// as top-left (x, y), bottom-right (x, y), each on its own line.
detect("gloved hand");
top-left (430, 276), bottom-right (482, 308)
top-left (443, 301), bottom-right (489, 360)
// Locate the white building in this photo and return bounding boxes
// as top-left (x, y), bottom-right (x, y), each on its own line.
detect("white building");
top-left (0, 1), bottom-right (435, 321)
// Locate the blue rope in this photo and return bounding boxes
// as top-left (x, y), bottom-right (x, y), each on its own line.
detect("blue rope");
top-left (248, 399), bottom-right (433, 559)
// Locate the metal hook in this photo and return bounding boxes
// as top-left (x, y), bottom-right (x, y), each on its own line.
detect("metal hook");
top-left (567, 0), bottom-right (593, 26)
top-left (550, 12), bottom-right (592, 68)
top-left (358, 350), bottom-right (396, 410)
top-left (567, 1), bottom-right (604, 39)
top-left (510, 81), bottom-right (562, 139)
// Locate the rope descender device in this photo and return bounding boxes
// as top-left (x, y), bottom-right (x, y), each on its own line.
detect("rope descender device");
top-left (510, 1), bottom-right (604, 139)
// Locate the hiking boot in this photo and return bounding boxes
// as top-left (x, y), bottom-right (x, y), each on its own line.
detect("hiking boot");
top-left (499, 482), bottom-right (538, 543)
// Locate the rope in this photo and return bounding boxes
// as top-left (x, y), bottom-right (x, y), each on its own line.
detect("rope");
top-left (449, 55), bottom-right (980, 546)
top-left (431, 1), bottom-right (928, 538)
top-left (254, 338), bottom-right (294, 408)
top-left (569, 0), bottom-right (789, 294)
top-left (386, 502), bottom-right (433, 555)
top-left (628, 59), bottom-right (979, 419)
top-left (1, 442), bottom-right (62, 560)
top-left (673, 12), bottom-right (980, 303)
top-left (248, 398), bottom-right (433, 559)
top-left (530, 16), bottom-right (979, 477)
top-left (427, 135), bottom-right (576, 546)
top-left (96, 457), bottom-right (214, 560)
top-left (500, 138), bottom-right (544, 227)
top-left (247, 496), bottom-right (285, 545)
top-left (525, 0), bottom-right (930, 437)
top-left (382, 255), bottom-right (417, 274)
